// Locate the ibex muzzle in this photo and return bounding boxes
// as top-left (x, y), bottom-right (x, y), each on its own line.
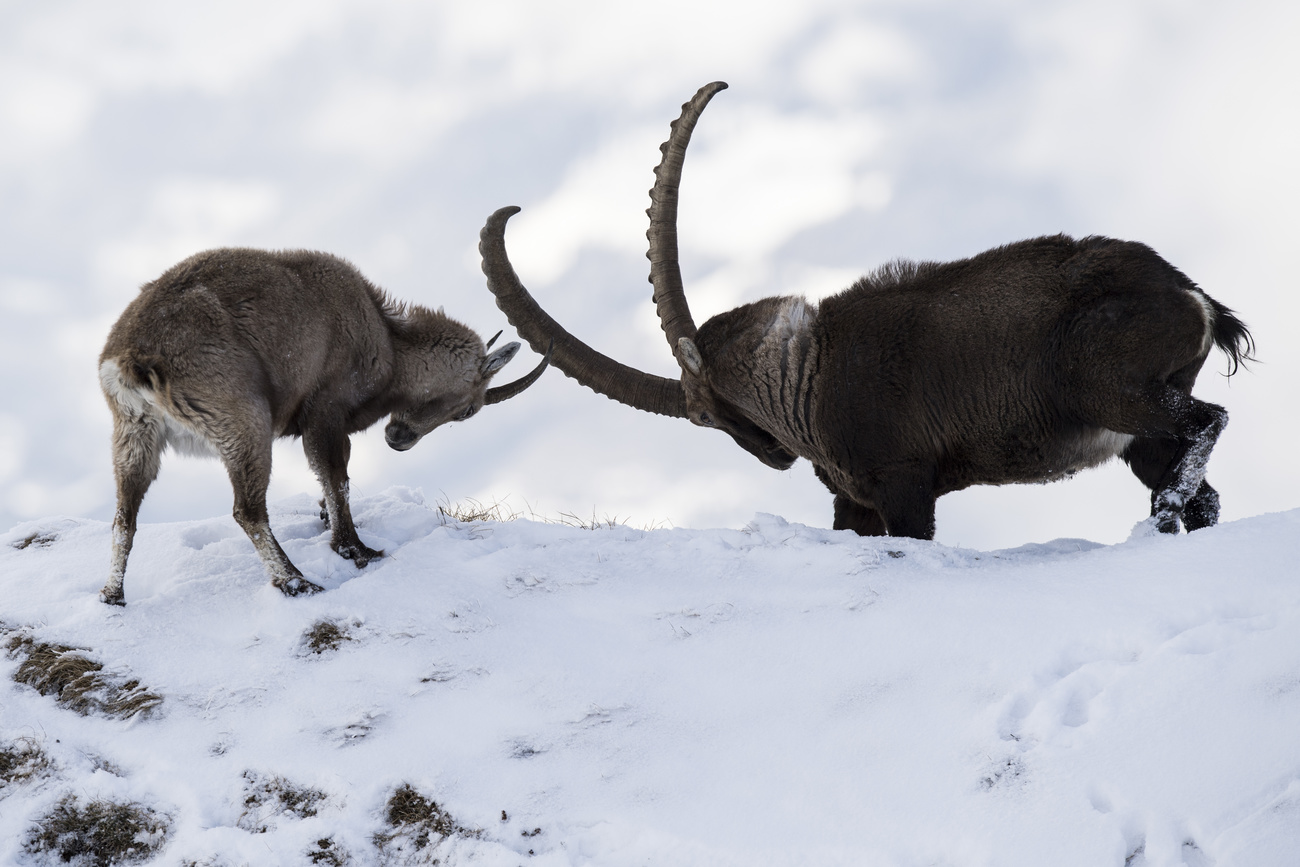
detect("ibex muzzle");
top-left (99, 248), bottom-right (548, 605)
top-left (480, 82), bottom-right (1253, 541)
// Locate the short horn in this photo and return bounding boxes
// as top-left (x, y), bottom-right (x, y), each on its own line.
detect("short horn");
top-left (484, 340), bottom-right (552, 405)
top-left (647, 81), bottom-right (727, 370)
top-left (480, 207), bottom-right (687, 418)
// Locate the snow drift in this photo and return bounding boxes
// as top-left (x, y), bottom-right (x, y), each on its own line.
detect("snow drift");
top-left (2, 488), bottom-right (1298, 866)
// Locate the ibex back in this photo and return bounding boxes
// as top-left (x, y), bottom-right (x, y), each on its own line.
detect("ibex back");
top-left (99, 248), bottom-right (547, 605)
top-left (481, 82), bottom-right (1253, 541)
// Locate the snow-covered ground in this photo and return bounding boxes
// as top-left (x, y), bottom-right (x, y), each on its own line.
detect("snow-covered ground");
top-left (2, 489), bottom-right (1299, 866)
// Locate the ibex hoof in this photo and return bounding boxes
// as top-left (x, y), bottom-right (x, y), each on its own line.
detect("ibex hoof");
top-left (277, 576), bottom-right (325, 597)
top-left (99, 589), bottom-right (126, 607)
top-left (1153, 510), bottom-right (1182, 535)
top-left (337, 543), bottom-right (383, 569)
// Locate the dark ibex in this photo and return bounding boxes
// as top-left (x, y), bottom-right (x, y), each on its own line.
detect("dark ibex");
top-left (480, 82), bottom-right (1252, 541)
top-left (99, 248), bottom-right (548, 605)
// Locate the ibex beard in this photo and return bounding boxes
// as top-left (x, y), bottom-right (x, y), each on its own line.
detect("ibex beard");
top-left (98, 248), bottom-right (547, 605)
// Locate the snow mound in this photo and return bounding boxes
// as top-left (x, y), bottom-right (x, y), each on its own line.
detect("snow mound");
top-left (2, 490), bottom-right (1299, 866)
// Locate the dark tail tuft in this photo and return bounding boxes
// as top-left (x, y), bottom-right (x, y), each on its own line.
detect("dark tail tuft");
top-left (123, 353), bottom-right (167, 392)
top-left (1207, 297), bottom-right (1254, 376)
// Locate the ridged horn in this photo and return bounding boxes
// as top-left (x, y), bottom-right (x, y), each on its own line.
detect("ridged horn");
top-left (479, 206), bottom-right (687, 418)
top-left (647, 81), bottom-right (728, 366)
top-left (484, 340), bottom-right (552, 406)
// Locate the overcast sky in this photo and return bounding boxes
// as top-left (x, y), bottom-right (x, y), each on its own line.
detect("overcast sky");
top-left (2, 0), bottom-right (1296, 548)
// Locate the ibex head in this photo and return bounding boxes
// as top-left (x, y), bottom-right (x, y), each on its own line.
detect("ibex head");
top-left (674, 303), bottom-right (799, 470)
top-left (383, 313), bottom-right (547, 451)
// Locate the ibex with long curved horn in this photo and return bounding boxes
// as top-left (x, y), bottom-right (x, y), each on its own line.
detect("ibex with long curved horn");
top-left (99, 247), bottom-right (548, 604)
top-left (481, 82), bottom-right (1252, 541)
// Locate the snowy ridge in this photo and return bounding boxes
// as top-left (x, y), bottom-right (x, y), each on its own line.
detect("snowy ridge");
top-left (2, 489), bottom-right (1299, 866)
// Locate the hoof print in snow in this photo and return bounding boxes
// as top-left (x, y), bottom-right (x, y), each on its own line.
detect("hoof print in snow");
top-left (5, 629), bottom-right (163, 720)
top-left (238, 770), bottom-right (328, 833)
top-left (978, 755), bottom-right (1026, 791)
top-left (444, 604), bottom-right (494, 634)
top-left (373, 783), bottom-right (482, 861)
top-left (326, 711), bottom-right (382, 746)
top-left (23, 793), bottom-right (169, 865)
top-left (419, 664), bottom-right (458, 684)
top-left (10, 531), bottom-right (58, 550)
top-left (509, 739), bottom-right (546, 760)
top-left (657, 603), bottom-right (735, 638)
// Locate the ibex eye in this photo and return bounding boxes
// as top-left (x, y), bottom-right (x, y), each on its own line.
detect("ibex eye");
top-left (457, 406), bottom-right (476, 421)
top-left (698, 412), bottom-right (715, 427)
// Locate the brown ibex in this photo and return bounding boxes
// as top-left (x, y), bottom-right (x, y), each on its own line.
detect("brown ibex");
top-left (480, 82), bottom-right (1253, 541)
top-left (99, 247), bottom-right (548, 605)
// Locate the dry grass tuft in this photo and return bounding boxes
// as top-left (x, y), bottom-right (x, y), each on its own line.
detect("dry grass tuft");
top-left (0, 736), bottom-right (53, 792)
top-left (554, 509), bottom-right (632, 531)
top-left (238, 770), bottom-right (329, 833)
top-left (307, 836), bottom-right (353, 865)
top-left (301, 619), bottom-right (354, 655)
top-left (23, 793), bottom-right (168, 866)
top-left (436, 496), bottom-right (526, 524)
top-left (10, 531), bottom-right (58, 550)
top-left (373, 783), bottom-right (481, 863)
top-left (5, 631), bottom-right (162, 720)
top-left (436, 495), bottom-right (667, 532)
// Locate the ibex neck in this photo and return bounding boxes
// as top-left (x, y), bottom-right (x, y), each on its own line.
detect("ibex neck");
top-left (743, 297), bottom-right (822, 456)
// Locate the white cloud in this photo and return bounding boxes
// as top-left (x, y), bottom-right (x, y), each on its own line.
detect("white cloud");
top-left (93, 178), bottom-right (281, 295)
top-left (0, 71), bottom-right (93, 157)
top-left (508, 106), bottom-right (888, 288)
top-left (506, 126), bottom-right (663, 284)
top-left (304, 80), bottom-right (472, 161)
top-left (679, 106), bottom-right (886, 262)
top-left (799, 20), bottom-right (920, 106)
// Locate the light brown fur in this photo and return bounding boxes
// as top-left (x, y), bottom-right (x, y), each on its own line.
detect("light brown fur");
top-left (99, 247), bottom-right (531, 605)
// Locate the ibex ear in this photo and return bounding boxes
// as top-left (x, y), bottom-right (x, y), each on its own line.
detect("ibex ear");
top-left (676, 337), bottom-right (704, 377)
top-left (483, 341), bottom-right (521, 375)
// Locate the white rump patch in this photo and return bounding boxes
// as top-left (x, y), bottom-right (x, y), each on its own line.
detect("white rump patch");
top-left (99, 358), bottom-right (219, 459)
top-left (1188, 288), bottom-right (1216, 355)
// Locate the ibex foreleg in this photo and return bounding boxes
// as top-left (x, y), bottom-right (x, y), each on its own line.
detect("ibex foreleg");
top-left (219, 407), bottom-right (322, 597)
top-left (873, 470), bottom-right (939, 540)
top-left (303, 427), bottom-right (383, 568)
top-left (830, 493), bottom-right (888, 536)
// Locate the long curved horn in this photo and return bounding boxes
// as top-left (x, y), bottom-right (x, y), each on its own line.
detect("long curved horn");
top-left (484, 340), bottom-right (552, 406)
top-left (480, 207), bottom-right (687, 418)
top-left (647, 81), bottom-right (728, 365)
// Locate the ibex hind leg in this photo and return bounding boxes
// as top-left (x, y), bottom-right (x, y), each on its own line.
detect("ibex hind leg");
top-left (217, 416), bottom-right (323, 597)
top-left (102, 410), bottom-right (166, 605)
